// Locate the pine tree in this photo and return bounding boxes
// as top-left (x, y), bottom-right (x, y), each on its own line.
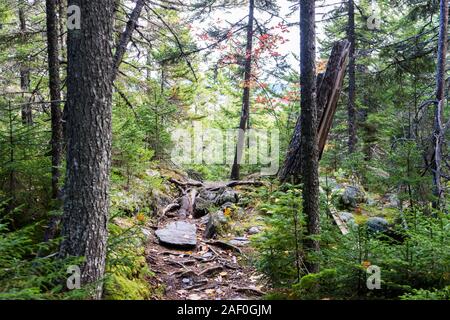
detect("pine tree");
top-left (59, 0), bottom-right (115, 299)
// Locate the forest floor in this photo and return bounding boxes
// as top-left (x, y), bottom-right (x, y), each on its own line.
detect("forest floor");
top-left (144, 179), bottom-right (268, 300)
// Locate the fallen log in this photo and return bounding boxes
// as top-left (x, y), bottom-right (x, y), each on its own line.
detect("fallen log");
top-left (162, 203), bottom-right (180, 215)
top-left (169, 177), bottom-right (263, 191)
top-left (206, 180), bottom-right (264, 191)
top-left (205, 240), bottom-right (243, 254)
top-left (168, 177), bottom-right (204, 188)
top-left (327, 207), bottom-right (349, 235)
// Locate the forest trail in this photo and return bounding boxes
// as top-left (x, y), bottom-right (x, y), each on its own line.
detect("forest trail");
top-left (144, 177), bottom-right (267, 300)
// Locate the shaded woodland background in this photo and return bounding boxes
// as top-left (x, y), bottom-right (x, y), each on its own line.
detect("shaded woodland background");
top-left (0, 0), bottom-right (449, 300)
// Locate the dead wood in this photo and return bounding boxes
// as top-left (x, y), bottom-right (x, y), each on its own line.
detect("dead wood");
top-left (199, 265), bottom-right (224, 276)
top-left (233, 286), bottom-right (265, 296)
top-left (205, 240), bottom-right (243, 254)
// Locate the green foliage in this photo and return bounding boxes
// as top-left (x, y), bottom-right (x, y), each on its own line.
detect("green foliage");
top-left (0, 203), bottom-right (87, 300)
top-left (253, 184), bottom-right (450, 300)
top-left (0, 99), bottom-right (54, 223)
top-left (400, 286), bottom-right (450, 300)
top-left (252, 184), bottom-right (305, 286)
top-left (291, 269), bottom-right (337, 300)
top-left (104, 221), bottom-right (156, 300)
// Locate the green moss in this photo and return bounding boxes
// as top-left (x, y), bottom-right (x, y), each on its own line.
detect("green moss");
top-left (360, 204), bottom-right (399, 223)
top-left (105, 219), bottom-right (156, 300)
top-left (291, 269), bottom-right (337, 299)
top-left (104, 274), bottom-right (151, 300)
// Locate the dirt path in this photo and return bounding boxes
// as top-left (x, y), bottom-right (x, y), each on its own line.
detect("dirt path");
top-left (145, 208), bottom-right (266, 300)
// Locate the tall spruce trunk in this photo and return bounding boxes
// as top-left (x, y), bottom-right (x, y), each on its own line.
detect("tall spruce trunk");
top-left (46, 0), bottom-right (63, 201)
top-left (431, 0), bottom-right (449, 209)
top-left (300, 0), bottom-right (320, 273)
top-left (59, 0), bottom-right (115, 299)
top-left (18, 2), bottom-right (32, 125)
top-left (347, 0), bottom-right (357, 153)
top-left (230, 0), bottom-right (255, 180)
top-left (42, 0), bottom-right (64, 242)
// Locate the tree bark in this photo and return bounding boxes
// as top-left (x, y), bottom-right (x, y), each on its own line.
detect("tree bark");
top-left (230, 0), bottom-right (255, 180)
top-left (317, 40), bottom-right (351, 160)
top-left (46, 0), bottom-right (63, 201)
top-left (42, 0), bottom-right (64, 243)
top-left (279, 40), bottom-right (350, 182)
top-left (347, 0), bottom-right (357, 153)
top-left (59, 0), bottom-right (115, 299)
top-left (431, 0), bottom-right (448, 209)
top-left (299, 0), bottom-right (320, 273)
top-left (112, 0), bottom-right (145, 82)
top-left (18, 1), bottom-right (32, 125)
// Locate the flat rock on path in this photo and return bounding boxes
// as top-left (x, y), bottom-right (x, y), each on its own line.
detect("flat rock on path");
top-left (146, 218), bottom-right (267, 300)
top-left (155, 221), bottom-right (197, 248)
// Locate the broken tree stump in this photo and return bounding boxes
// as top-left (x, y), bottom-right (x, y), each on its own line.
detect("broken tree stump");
top-left (279, 40), bottom-right (351, 182)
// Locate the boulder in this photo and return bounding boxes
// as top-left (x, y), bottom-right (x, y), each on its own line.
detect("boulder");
top-left (155, 221), bottom-right (197, 248)
top-left (203, 211), bottom-right (228, 239)
top-left (215, 189), bottom-right (239, 206)
top-left (150, 189), bottom-right (173, 216)
top-left (339, 186), bottom-right (367, 209)
top-left (338, 212), bottom-right (355, 223)
top-left (366, 217), bottom-right (389, 233)
top-left (248, 226), bottom-right (261, 235)
top-left (384, 193), bottom-right (400, 209)
top-left (194, 196), bottom-right (210, 218)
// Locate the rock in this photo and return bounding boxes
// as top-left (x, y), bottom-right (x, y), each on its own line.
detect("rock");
top-left (248, 226), bottom-right (261, 235)
top-left (203, 211), bottom-right (228, 239)
top-left (215, 189), bottom-right (239, 206)
top-left (221, 202), bottom-right (235, 210)
top-left (145, 169), bottom-right (161, 177)
top-left (340, 186), bottom-right (367, 209)
top-left (200, 214), bottom-right (210, 224)
top-left (338, 212), bottom-right (354, 223)
top-left (150, 189), bottom-right (173, 216)
top-left (202, 252), bottom-right (213, 259)
top-left (229, 237), bottom-right (250, 247)
top-left (194, 196), bottom-right (210, 218)
top-left (319, 177), bottom-right (339, 191)
top-left (186, 169), bottom-right (204, 182)
top-left (155, 221), bottom-right (197, 248)
top-left (385, 193), bottom-right (400, 209)
top-left (366, 217), bottom-right (389, 233)
top-left (366, 197), bottom-right (377, 206)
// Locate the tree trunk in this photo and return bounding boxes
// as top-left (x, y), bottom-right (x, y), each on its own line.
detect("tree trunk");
top-left (18, 2), bottom-right (32, 125)
top-left (112, 0), bottom-right (145, 82)
top-left (347, 0), bottom-right (357, 153)
top-left (59, 0), bottom-right (115, 299)
top-left (46, 0), bottom-right (63, 201)
top-left (431, 0), bottom-right (448, 209)
top-left (317, 40), bottom-right (351, 160)
top-left (279, 40), bottom-right (350, 182)
top-left (230, 0), bottom-right (255, 180)
top-left (42, 0), bottom-right (64, 242)
top-left (299, 0), bottom-right (320, 273)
